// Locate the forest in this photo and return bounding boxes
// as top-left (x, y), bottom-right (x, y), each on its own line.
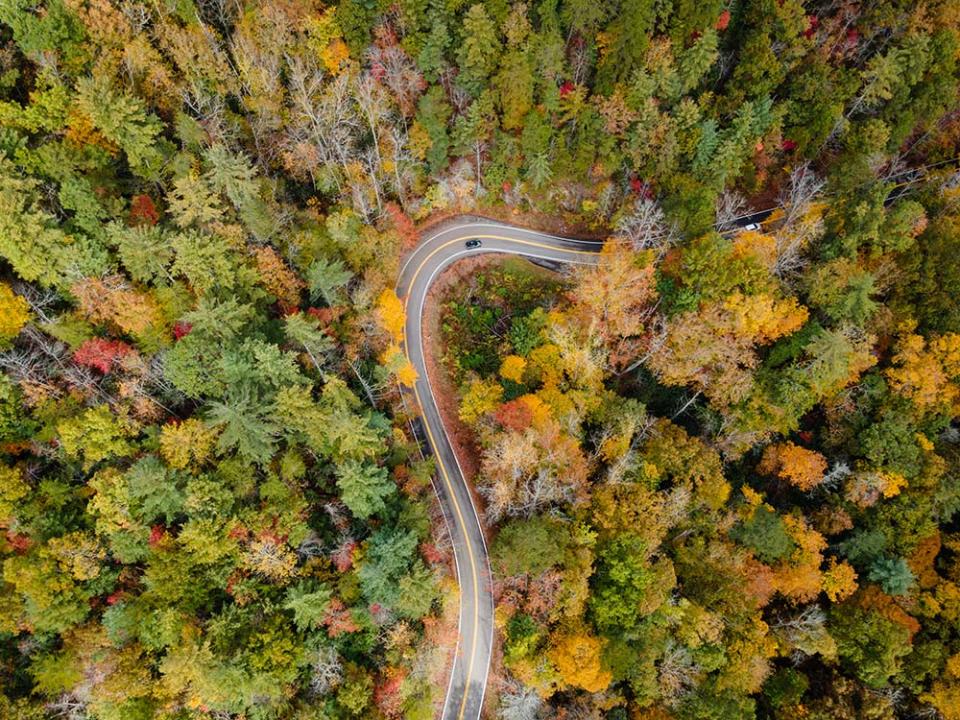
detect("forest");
top-left (0, 0), bottom-right (959, 719)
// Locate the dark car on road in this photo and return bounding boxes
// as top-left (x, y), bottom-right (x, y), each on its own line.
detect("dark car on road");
top-left (465, 239), bottom-right (482, 248)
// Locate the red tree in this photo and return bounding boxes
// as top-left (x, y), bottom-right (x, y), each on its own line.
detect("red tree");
top-left (129, 194), bottom-right (159, 226)
top-left (172, 321), bottom-right (193, 340)
top-left (73, 338), bottom-right (134, 373)
top-left (385, 202), bottom-right (418, 249)
top-left (494, 398), bottom-right (534, 432)
top-left (323, 598), bottom-right (360, 637)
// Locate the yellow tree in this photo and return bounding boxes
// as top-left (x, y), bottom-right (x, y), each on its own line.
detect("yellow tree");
top-left (568, 242), bottom-right (657, 369)
top-left (886, 330), bottom-right (960, 417)
top-left (0, 283), bottom-right (30, 345)
top-left (822, 557), bottom-right (859, 602)
top-left (159, 418), bottom-right (219, 471)
top-left (649, 292), bottom-right (808, 409)
top-left (549, 631), bottom-right (612, 693)
top-left (0, 464), bottom-right (29, 523)
top-left (758, 442), bottom-right (828, 491)
top-left (922, 653), bottom-right (960, 720)
top-left (459, 378), bottom-right (503, 425)
top-left (499, 354), bottom-right (526, 384)
top-left (380, 343), bottom-right (418, 388)
top-left (376, 288), bottom-right (406, 344)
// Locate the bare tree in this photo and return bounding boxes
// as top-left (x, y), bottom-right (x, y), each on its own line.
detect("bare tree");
top-left (296, 532), bottom-right (326, 560)
top-left (779, 163), bottom-right (826, 228)
top-left (770, 604), bottom-right (834, 663)
top-left (365, 32), bottom-right (425, 118)
top-left (387, 124), bottom-right (415, 207)
top-left (309, 645), bottom-right (343, 696)
top-left (658, 641), bottom-right (701, 706)
top-left (715, 189), bottom-right (749, 232)
top-left (614, 197), bottom-right (676, 256)
top-left (819, 461), bottom-right (852, 492)
top-left (46, 694), bottom-right (90, 720)
top-left (353, 74), bottom-right (390, 206)
top-left (773, 163), bottom-right (826, 278)
top-left (497, 680), bottom-right (541, 720)
top-left (285, 60), bottom-right (360, 191)
top-left (617, 313), bottom-right (668, 377)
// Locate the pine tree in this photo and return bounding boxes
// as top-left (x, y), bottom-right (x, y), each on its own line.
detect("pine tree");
top-left (75, 76), bottom-right (163, 175)
top-left (206, 391), bottom-right (279, 465)
top-left (335, 459), bottom-right (395, 518)
top-left (307, 257), bottom-right (353, 306)
top-left (456, 4), bottom-right (502, 96)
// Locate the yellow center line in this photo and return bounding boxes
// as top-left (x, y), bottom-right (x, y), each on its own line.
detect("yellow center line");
top-left (399, 233), bottom-right (599, 720)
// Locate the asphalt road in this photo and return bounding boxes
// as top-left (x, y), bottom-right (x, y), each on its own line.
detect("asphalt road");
top-left (396, 218), bottom-right (602, 720)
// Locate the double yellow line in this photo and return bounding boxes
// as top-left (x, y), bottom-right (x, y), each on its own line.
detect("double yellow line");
top-left (400, 232), bottom-right (598, 720)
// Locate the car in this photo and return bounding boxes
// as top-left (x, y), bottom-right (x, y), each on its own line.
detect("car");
top-left (741, 222), bottom-right (761, 231)
top-left (465, 239), bottom-right (482, 249)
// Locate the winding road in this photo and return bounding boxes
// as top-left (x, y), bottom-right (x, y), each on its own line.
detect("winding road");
top-left (396, 218), bottom-right (603, 720)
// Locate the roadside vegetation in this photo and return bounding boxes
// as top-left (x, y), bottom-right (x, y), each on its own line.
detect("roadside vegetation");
top-left (0, 1), bottom-right (958, 719)
top-left (440, 260), bottom-right (566, 382)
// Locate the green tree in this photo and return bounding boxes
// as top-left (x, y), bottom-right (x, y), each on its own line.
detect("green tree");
top-left (284, 313), bottom-right (334, 372)
top-left (495, 50), bottom-right (533, 131)
top-left (452, 90), bottom-right (497, 194)
top-left (456, 4), bottom-right (502, 96)
top-left (491, 516), bottom-right (568, 576)
top-left (729, 506), bottom-right (796, 564)
top-left (108, 223), bottom-right (174, 285)
top-left (417, 16), bottom-right (451, 83)
top-left (867, 557), bottom-right (916, 597)
top-left (75, 76), bottom-right (164, 175)
top-left (166, 172), bottom-right (225, 229)
top-left (589, 533), bottom-right (673, 634)
top-left (899, 216), bottom-right (960, 333)
top-left (859, 411), bottom-right (924, 479)
top-left (203, 144), bottom-right (259, 210)
top-left (0, 0), bottom-right (88, 73)
top-left (679, 29), bottom-right (719, 92)
top-left (357, 527), bottom-right (419, 613)
top-left (283, 581), bottom-right (332, 631)
top-left (594, 0), bottom-right (656, 90)
top-left (206, 391), bottom-right (279, 465)
top-left (830, 602), bottom-right (912, 688)
top-left (416, 85), bottom-right (452, 174)
top-left (335, 460), bottom-right (395, 519)
top-left (306, 257), bottom-right (353, 306)
top-left (170, 230), bottom-right (239, 294)
top-left (0, 160), bottom-right (107, 286)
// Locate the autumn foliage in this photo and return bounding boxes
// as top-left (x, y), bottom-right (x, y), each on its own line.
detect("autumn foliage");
top-left (759, 442), bottom-right (828, 491)
top-left (549, 632), bottom-right (612, 693)
top-left (73, 338), bottom-right (134, 374)
top-left (0, 284), bottom-right (30, 342)
top-left (1, 0), bottom-right (960, 717)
